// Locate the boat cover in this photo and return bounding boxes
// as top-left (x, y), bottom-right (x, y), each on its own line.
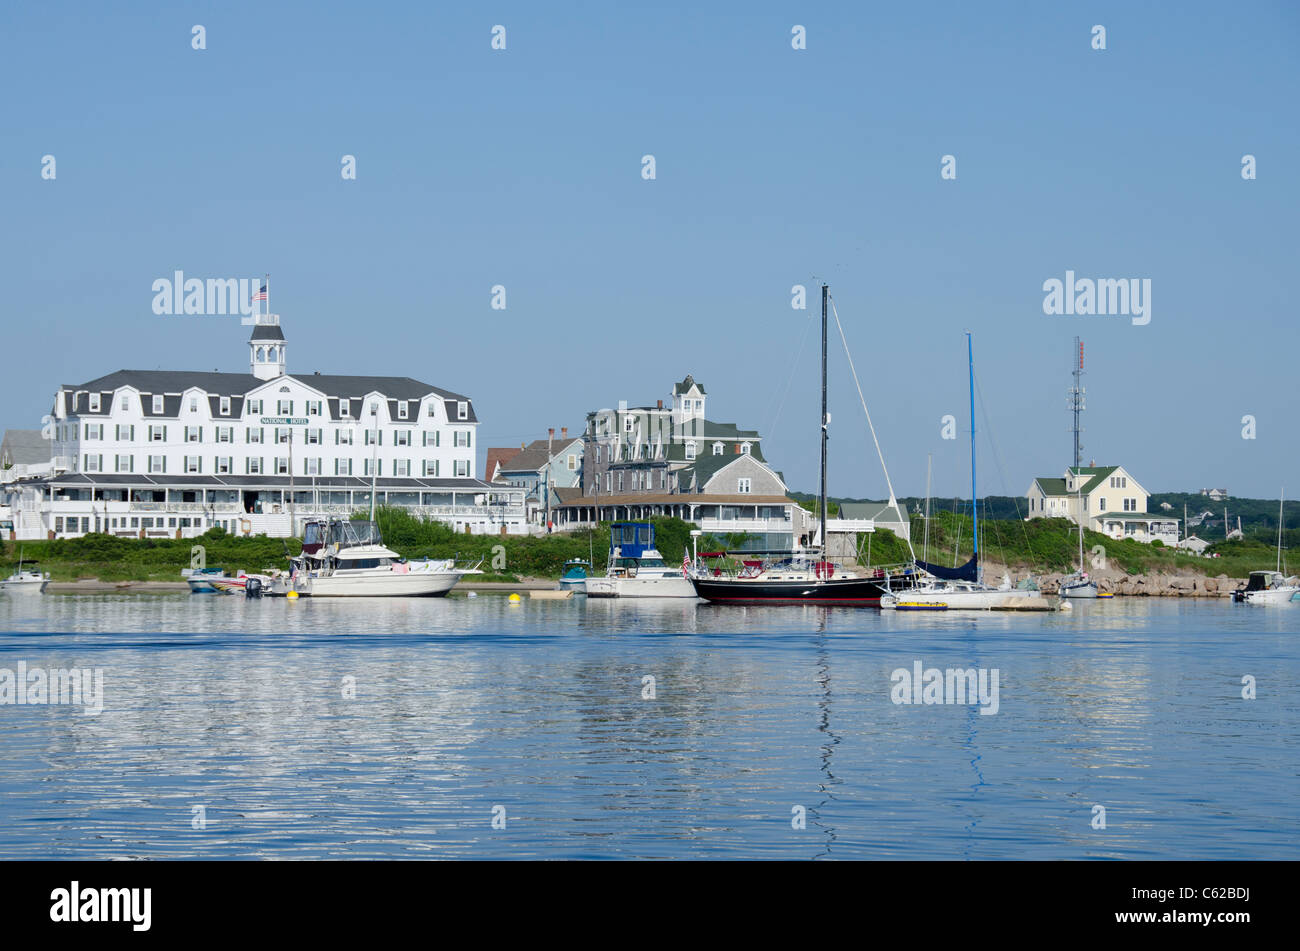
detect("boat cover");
top-left (915, 555), bottom-right (979, 581)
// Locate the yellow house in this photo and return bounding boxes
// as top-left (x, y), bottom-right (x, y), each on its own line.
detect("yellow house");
top-left (1027, 465), bottom-right (1179, 544)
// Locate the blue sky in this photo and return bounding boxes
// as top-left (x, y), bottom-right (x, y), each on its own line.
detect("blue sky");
top-left (2, 1), bottom-right (1297, 499)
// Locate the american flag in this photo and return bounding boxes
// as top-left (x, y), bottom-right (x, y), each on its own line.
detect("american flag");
top-left (682, 549), bottom-right (690, 578)
top-left (252, 282), bottom-right (268, 303)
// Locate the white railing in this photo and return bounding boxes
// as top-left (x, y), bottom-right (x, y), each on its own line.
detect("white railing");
top-left (698, 518), bottom-right (792, 534)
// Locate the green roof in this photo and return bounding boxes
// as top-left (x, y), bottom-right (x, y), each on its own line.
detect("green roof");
top-left (1033, 477), bottom-right (1068, 495)
top-left (672, 374), bottom-right (705, 396)
top-left (1068, 465), bottom-right (1119, 494)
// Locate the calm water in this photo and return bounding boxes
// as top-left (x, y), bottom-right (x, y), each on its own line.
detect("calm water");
top-left (0, 592), bottom-right (1296, 860)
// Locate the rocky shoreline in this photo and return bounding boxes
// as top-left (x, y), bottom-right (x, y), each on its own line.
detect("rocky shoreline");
top-left (983, 564), bottom-right (1243, 598)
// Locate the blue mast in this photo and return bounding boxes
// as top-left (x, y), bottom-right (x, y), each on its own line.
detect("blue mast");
top-left (967, 332), bottom-right (978, 580)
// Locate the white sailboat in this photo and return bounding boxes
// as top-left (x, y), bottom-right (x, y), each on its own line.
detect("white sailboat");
top-left (890, 334), bottom-right (1039, 610)
top-left (0, 548), bottom-right (49, 594)
top-left (1059, 489), bottom-right (1099, 599)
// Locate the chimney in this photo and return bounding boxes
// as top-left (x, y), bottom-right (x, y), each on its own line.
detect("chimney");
top-left (735, 443), bottom-right (741, 454)
top-left (548, 428), bottom-right (555, 439)
top-left (657, 399), bottom-right (663, 409)
top-left (561, 427), bottom-right (567, 439)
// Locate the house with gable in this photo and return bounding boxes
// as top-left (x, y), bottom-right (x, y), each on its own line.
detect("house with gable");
top-left (1027, 464), bottom-right (1179, 544)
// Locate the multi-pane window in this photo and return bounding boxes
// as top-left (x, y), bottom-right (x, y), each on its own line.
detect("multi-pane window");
top-left (184, 456), bottom-right (201, 473)
top-left (335, 459), bottom-right (352, 476)
top-left (152, 395), bottom-right (164, 414)
top-left (89, 393), bottom-right (101, 412)
top-left (275, 457), bottom-right (290, 475)
top-left (189, 397), bottom-right (198, 412)
top-left (567, 454), bottom-right (577, 471)
top-left (365, 430), bottom-right (381, 446)
top-left (455, 460), bottom-right (469, 478)
top-left (220, 396), bottom-right (231, 415)
top-left (339, 401), bottom-right (350, 418)
top-left (305, 457), bottom-right (321, 476)
top-left (84, 454), bottom-right (102, 472)
top-left (277, 400), bottom-right (293, 415)
top-left (85, 423), bottom-right (103, 440)
top-left (306, 428), bottom-right (321, 445)
top-left (215, 457), bottom-right (232, 474)
top-left (307, 400), bottom-right (322, 416)
top-left (457, 401), bottom-right (468, 420)
top-left (148, 424), bottom-right (166, 442)
top-left (395, 430), bottom-right (410, 447)
top-left (185, 426), bottom-right (202, 442)
top-left (247, 427), bottom-right (263, 443)
top-left (422, 431), bottom-right (439, 447)
top-left (737, 478), bottom-right (752, 494)
top-left (712, 442), bottom-right (723, 456)
top-left (276, 427), bottom-right (292, 444)
top-left (685, 442), bottom-right (696, 460)
top-left (394, 459), bottom-right (410, 477)
top-left (423, 460), bottom-right (439, 477)
top-left (148, 456), bottom-right (165, 474)
top-left (397, 402), bottom-right (408, 420)
top-left (364, 458), bottom-right (381, 477)
top-left (454, 431), bottom-right (470, 448)
top-left (115, 454), bottom-right (133, 472)
top-left (116, 424), bottom-right (134, 441)
top-left (247, 399), bottom-right (262, 415)
top-left (247, 457), bottom-right (263, 475)
top-left (427, 402), bottom-right (437, 418)
top-left (336, 429), bottom-right (353, 445)
top-left (217, 426), bottom-right (233, 443)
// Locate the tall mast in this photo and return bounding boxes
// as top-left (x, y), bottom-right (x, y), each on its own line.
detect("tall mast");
top-left (922, 452), bottom-right (932, 564)
top-left (820, 283), bottom-right (829, 563)
top-left (967, 332), bottom-right (978, 579)
top-left (1279, 489), bottom-right (1285, 573)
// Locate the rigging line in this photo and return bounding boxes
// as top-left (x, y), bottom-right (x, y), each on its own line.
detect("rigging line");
top-left (764, 306), bottom-right (816, 443)
top-left (828, 295), bottom-right (916, 563)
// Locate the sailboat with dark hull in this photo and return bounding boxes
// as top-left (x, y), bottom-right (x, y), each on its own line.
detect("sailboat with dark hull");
top-left (690, 284), bottom-right (915, 607)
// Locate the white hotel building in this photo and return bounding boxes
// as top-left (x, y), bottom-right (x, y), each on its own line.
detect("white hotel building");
top-left (1, 314), bottom-right (526, 540)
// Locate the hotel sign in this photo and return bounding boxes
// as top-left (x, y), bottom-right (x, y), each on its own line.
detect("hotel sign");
top-left (260, 417), bottom-right (309, 425)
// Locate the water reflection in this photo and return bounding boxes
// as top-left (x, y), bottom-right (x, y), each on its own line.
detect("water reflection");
top-left (0, 593), bottom-right (1296, 858)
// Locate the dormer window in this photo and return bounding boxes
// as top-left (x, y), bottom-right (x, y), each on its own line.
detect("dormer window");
top-left (398, 402), bottom-right (408, 420)
top-left (89, 393), bottom-right (101, 412)
top-left (152, 395), bottom-right (164, 414)
top-left (189, 397), bottom-right (198, 412)
top-left (339, 401), bottom-right (350, 418)
top-left (370, 402), bottom-right (379, 417)
top-left (685, 441), bottom-right (697, 461)
top-left (427, 402), bottom-right (437, 417)
top-left (712, 442), bottom-right (723, 456)
top-left (741, 442), bottom-right (751, 454)
top-left (220, 396), bottom-right (231, 415)
top-left (457, 401), bottom-right (468, 420)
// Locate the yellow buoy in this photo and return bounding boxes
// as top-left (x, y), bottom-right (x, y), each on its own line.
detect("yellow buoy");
top-left (508, 593), bottom-right (522, 603)
top-left (286, 590), bottom-right (299, 600)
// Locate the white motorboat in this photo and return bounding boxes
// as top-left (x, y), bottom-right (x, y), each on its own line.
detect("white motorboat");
top-left (1, 550), bottom-right (49, 594)
top-left (272, 518), bottom-right (477, 597)
top-left (1231, 493), bottom-right (1298, 606)
top-left (585, 522), bottom-right (697, 598)
top-left (1232, 571), bottom-right (1299, 606)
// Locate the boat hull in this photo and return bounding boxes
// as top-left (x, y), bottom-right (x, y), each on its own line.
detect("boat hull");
top-left (1237, 587), bottom-right (1300, 605)
top-left (0, 579), bottom-right (48, 594)
top-left (282, 570), bottom-right (464, 597)
top-left (690, 575), bottom-right (896, 606)
top-left (586, 575), bottom-right (697, 598)
top-left (1059, 582), bottom-right (1099, 599)
top-left (893, 588), bottom-right (1040, 610)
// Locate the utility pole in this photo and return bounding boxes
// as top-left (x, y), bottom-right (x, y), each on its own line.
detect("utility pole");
top-left (546, 427), bottom-right (554, 533)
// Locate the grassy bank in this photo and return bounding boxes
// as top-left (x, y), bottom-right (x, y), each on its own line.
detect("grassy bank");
top-left (3, 508), bottom-right (1281, 583)
top-left (0, 509), bottom-right (702, 583)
